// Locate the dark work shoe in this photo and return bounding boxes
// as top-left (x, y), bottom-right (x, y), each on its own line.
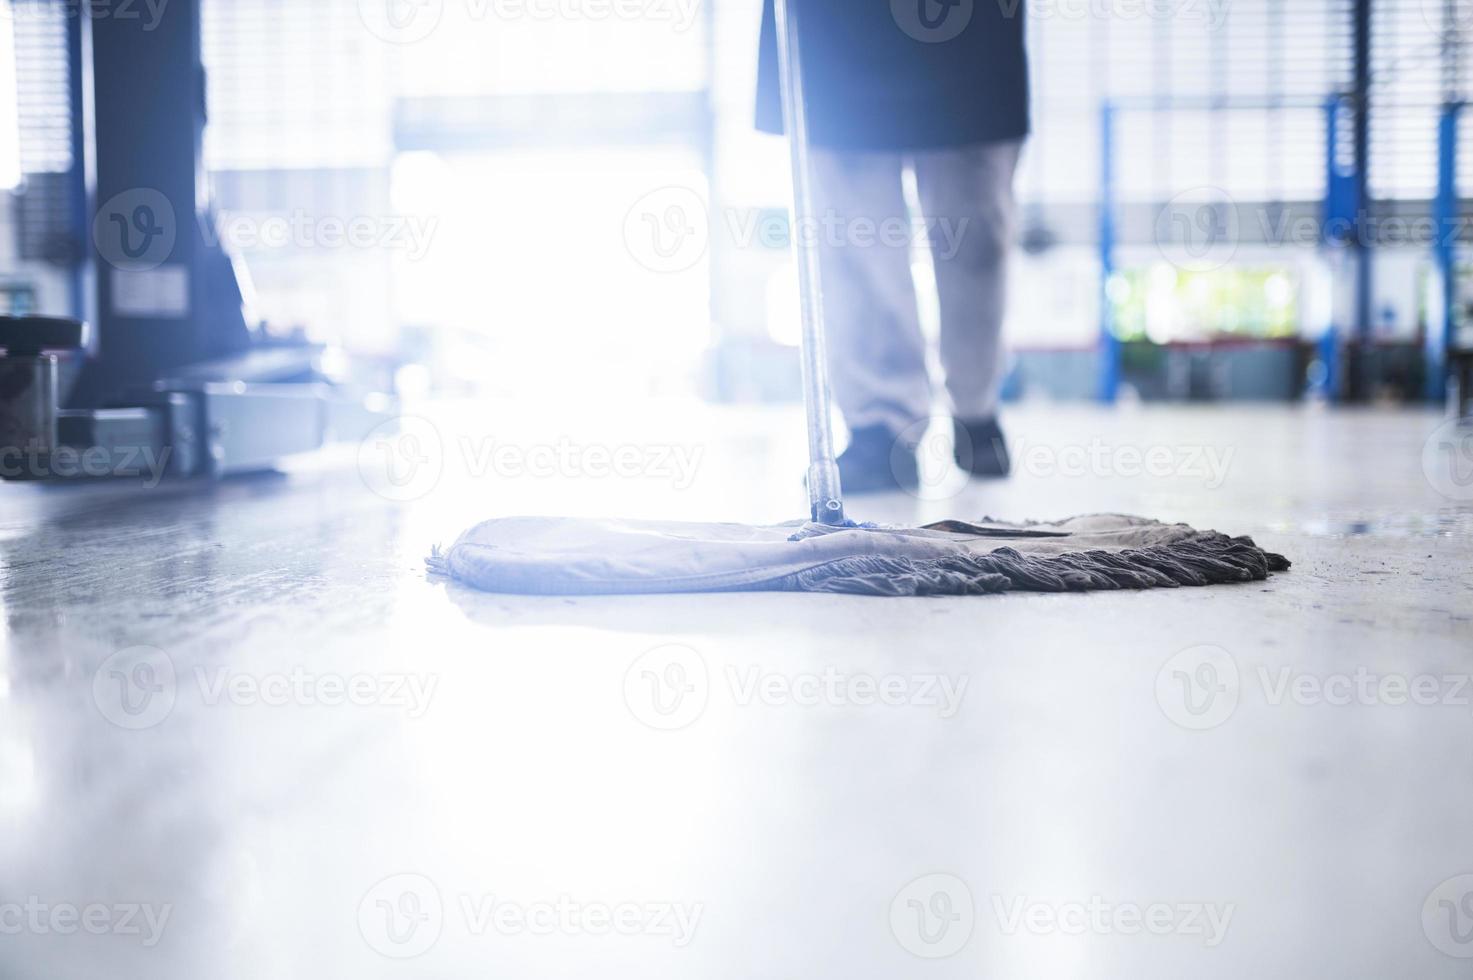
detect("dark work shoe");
top-left (952, 416), bottom-right (1011, 478)
top-left (835, 425), bottom-right (918, 494)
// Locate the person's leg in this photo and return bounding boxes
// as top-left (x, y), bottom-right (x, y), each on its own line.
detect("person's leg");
top-left (806, 147), bottom-right (931, 440)
top-left (912, 139), bottom-right (1022, 475)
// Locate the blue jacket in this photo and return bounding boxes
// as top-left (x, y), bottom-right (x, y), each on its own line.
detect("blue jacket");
top-left (756, 0), bottom-right (1029, 151)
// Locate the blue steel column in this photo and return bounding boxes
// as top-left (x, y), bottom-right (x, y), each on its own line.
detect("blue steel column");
top-left (1098, 101), bottom-right (1119, 403)
top-left (1319, 95), bottom-right (1359, 401)
top-left (64, 6), bottom-right (95, 331)
top-left (1350, 0), bottom-right (1372, 399)
top-left (1428, 102), bottom-right (1461, 403)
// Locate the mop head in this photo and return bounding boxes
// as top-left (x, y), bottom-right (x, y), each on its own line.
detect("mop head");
top-left (427, 513), bottom-right (1289, 597)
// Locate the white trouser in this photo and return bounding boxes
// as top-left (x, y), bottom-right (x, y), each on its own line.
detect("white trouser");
top-left (807, 139), bottom-right (1022, 438)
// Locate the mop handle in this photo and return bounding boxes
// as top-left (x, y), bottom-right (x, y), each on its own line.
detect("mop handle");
top-left (773, 0), bottom-right (847, 525)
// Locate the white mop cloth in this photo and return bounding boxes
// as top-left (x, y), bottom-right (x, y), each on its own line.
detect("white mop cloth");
top-left (427, 514), bottom-right (1289, 597)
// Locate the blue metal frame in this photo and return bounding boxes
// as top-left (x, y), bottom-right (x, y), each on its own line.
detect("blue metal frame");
top-left (1351, 0), bottom-right (1372, 396)
top-left (1428, 102), bottom-right (1462, 403)
top-left (1097, 96), bottom-right (1345, 404)
top-left (1097, 101), bottom-right (1118, 404)
top-left (1318, 94), bottom-right (1360, 401)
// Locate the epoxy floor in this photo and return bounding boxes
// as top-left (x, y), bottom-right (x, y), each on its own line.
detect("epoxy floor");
top-left (1, 401), bottom-right (1470, 979)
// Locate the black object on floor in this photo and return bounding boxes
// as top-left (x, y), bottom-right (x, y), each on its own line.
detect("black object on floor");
top-left (953, 416), bottom-right (1011, 478)
top-left (835, 425), bottom-right (919, 494)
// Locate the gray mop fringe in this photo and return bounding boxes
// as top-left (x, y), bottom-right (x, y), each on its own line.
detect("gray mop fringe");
top-left (778, 533), bottom-right (1291, 596)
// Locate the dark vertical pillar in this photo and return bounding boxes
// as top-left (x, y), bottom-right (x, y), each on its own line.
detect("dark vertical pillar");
top-left (71, 0), bottom-right (208, 407)
top-left (64, 4), bottom-right (95, 334)
top-left (1349, 0), bottom-right (1373, 400)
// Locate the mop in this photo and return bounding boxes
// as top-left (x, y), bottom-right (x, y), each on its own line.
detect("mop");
top-left (427, 0), bottom-right (1289, 597)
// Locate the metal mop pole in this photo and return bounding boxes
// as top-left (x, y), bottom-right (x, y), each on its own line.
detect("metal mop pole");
top-left (773, 0), bottom-right (847, 525)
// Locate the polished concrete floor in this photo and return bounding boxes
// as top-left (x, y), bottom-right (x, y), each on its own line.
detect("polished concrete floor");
top-left (1, 402), bottom-right (1470, 979)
